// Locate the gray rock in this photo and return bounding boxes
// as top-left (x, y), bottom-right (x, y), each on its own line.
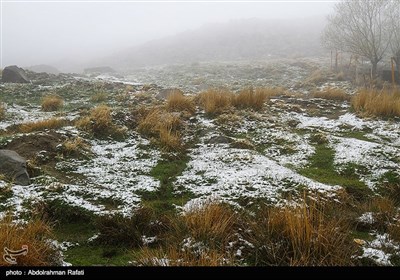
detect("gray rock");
top-left (1, 65), bottom-right (30, 83)
top-left (0, 150), bottom-right (30, 185)
top-left (207, 135), bottom-right (233, 144)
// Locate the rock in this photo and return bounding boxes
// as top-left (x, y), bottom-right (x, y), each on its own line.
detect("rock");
top-left (1, 65), bottom-right (30, 83)
top-left (207, 135), bottom-right (233, 144)
top-left (83, 66), bottom-right (115, 75)
top-left (0, 150), bottom-right (30, 185)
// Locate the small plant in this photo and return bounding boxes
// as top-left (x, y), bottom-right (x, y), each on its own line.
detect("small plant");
top-left (232, 87), bottom-right (271, 111)
top-left (352, 89), bottom-right (400, 118)
top-left (181, 203), bottom-right (237, 244)
top-left (0, 103), bottom-right (6, 121)
top-left (246, 201), bottom-right (357, 266)
top-left (41, 95), bottom-right (64, 112)
top-left (95, 207), bottom-right (156, 247)
top-left (0, 215), bottom-right (61, 266)
top-left (312, 87), bottom-right (350, 101)
top-left (76, 105), bottom-right (126, 139)
top-left (90, 92), bottom-right (108, 103)
top-left (166, 90), bottom-right (195, 114)
top-left (19, 118), bottom-right (66, 133)
top-left (61, 137), bottom-right (91, 157)
top-left (199, 89), bottom-right (233, 115)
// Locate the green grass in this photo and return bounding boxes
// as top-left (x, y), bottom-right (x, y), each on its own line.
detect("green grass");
top-left (143, 156), bottom-right (193, 214)
top-left (339, 131), bottom-right (375, 142)
top-left (299, 144), bottom-right (371, 200)
top-left (63, 245), bottom-right (132, 266)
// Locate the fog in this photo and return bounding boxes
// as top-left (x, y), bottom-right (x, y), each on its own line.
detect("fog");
top-left (1, 0), bottom-right (334, 72)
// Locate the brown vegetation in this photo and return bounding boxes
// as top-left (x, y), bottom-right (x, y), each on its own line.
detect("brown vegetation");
top-left (76, 105), bottom-right (126, 139)
top-left (0, 216), bottom-right (60, 266)
top-left (41, 95), bottom-right (64, 112)
top-left (352, 89), bottom-right (400, 117)
top-left (0, 103), bottom-right (5, 121)
top-left (19, 118), bottom-right (66, 133)
top-left (312, 87), bottom-right (350, 101)
top-left (166, 90), bottom-right (195, 114)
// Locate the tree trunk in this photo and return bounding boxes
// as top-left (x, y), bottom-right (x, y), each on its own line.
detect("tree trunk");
top-left (394, 56), bottom-right (400, 73)
top-left (371, 60), bottom-right (378, 78)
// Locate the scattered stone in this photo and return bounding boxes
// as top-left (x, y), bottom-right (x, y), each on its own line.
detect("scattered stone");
top-left (0, 150), bottom-right (30, 185)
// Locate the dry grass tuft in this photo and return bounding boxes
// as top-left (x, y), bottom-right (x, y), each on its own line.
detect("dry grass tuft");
top-left (76, 105), bottom-right (126, 139)
top-left (198, 89), bottom-right (233, 115)
top-left (181, 203), bottom-right (237, 244)
top-left (312, 87), bottom-right (350, 101)
top-left (41, 95), bottom-right (64, 112)
top-left (0, 216), bottom-right (60, 266)
top-left (61, 137), bottom-right (91, 157)
top-left (19, 118), bottom-right (66, 133)
top-left (0, 103), bottom-right (6, 121)
top-left (138, 108), bottom-right (183, 152)
top-left (232, 87), bottom-right (270, 111)
top-left (247, 201), bottom-right (356, 266)
top-left (166, 90), bottom-right (195, 114)
top-left (352, 89), bottom-right (400, 118)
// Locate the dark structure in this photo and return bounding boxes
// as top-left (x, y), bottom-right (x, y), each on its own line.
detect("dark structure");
top-left (1, 65), bottom-right (30, 83)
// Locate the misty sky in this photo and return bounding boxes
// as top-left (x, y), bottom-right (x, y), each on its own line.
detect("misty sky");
top-left (0, 0), bottom-right (335, 70)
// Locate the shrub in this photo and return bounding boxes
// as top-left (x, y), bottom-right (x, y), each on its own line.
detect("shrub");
top-left (95, 207), bottom-right (157, 247)
top-left (41, 95), bottom-right (64, 112)
top-left (0, 103), bottom-right (6, 121)
top-left (76, 105), bottom-right (126, 139)
top-left (166, 91), bottom-right (195, 114)
top-left (199, 89), bottom-right (233, 115)
top-left (232, 87), bottom-right (269, 111)
top-left (312, 87), bottom-right (350, 101)
top-left (0, 216), bottom-right (61, 266)
top-left (180, 203), bottom-right (237, 244)
top-left (246, 201), bottom-right (357, 266)
top-left (90, 92), bottom-right (108, 103)
top-left (61, 137), bottom-right (91, 157)
top-left (352, 89), bottom-right (400, 118)
top-left (19, 118), bottom-right (66, 133)
top-left (137, 108), bottom-right (183, 151)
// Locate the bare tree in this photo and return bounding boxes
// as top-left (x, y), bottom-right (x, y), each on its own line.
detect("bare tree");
top-left (387, 0), bottom-right (400, 72)
top-left (322, 0), bottom-right (392, 77)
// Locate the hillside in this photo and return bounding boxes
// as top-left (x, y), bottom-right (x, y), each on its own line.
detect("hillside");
top-left (100, 17), bottom-right (326, 70)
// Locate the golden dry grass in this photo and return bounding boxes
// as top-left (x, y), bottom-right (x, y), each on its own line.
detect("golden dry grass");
top-left (138, 108), bottom-right (183, 151)
top-left (361, 196), bottom-right (397, 231)
top-left (181, 203), bottom-right (237, 244)
top-left (166, 90), bottom-right (195, 114)
top-left (199, 89), bottom-right (233, 115)
top-left (19, 118), bottom-right (66, 133)
top-left (247, 201), bottom-right (356, 266)
top-left (76, 105), bottom-right (126, 138)
top-left (352, 89), bottom-right (400, 117)
top-left (0, 216), bottom-right (60, 266)
top-left (41, 95), bottom-right (64, 112)
top-left (0, 103), bottom-right (5, 121)
top-left (62, 137), bottom-right (91, 156)
top-left (232, 87), bottom-right (273, 111)
top-left (312, 87), bottom-right (350, 101)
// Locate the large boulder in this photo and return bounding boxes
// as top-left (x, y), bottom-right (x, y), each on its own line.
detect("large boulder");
top-left (1, 65), bottom-right (30, 83)
top-left (0, 150), bottom-right (30, 185)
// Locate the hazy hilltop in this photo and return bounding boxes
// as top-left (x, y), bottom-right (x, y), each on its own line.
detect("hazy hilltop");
top-left (99, 17), bottom-right (326, 70)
